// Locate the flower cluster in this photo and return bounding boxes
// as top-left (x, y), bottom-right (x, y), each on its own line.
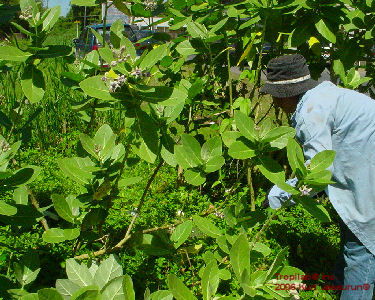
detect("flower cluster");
top-left (176, 210), bottom-right (184, 217)
top-left (144, 0), bottom-right (157, 10)
top-left (130, 67), bottom-right (151, 79)
top-left (19, 6), bottom-right (33, 21)
top-left (109, 45), bottom-right (131, 67)
top-left (0, 140), bottom-right (10, 153)
top-left (214, 211), bottom-right (224, 219)
top-left (101, 73), bottom-right (127, 93)
top-left (299, 185), bottom-right (313, 196)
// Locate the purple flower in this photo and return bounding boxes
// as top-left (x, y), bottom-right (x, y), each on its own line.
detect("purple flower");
top-left (299, 185), bottom-right (313, 196)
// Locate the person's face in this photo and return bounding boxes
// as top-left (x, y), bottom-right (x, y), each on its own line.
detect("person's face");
top-left (272, 96), bottom-right (299, 114)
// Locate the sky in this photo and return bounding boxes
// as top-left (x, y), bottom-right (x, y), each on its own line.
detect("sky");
top-left (44, 0), bottom-right (71, 17)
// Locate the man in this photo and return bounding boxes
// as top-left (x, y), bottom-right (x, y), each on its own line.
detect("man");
top-left (260, 54), bottom-right (375, 300)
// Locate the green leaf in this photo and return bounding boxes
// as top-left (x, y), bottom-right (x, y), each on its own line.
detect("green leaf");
top-left (289, 23), bottom-right (311, 47)
top-left (228, 141), bottom-right (256, 159)
top-left (139, 43), bottom-right (169, 70)
top-left (1, 166), bottom-right (40, 187)
top-left (221, 131), bottom-right (241, 147)
top-left (209, 18), bottom-right (228, 33)
top-left (297, 197), bottom-right (331, 222)
top-left (266, 247), bottom-right (288, 281)
top-left (57, 157), bottom-right (95, 186)
top-left (71, 286), bottom-right (100, 300)
top-left (101, 276), bottom-right (126, 300)
top-left (184, 169), bottom-right (206, 186)
top-left (136, 110), bottom-right (159, 159)
top-left (287, 139), bottom-right (306, 177)
top-left (230, 234), bottom-right (250, 282)
top-left (113, 0), bottom-right (131, 15)
top-left (118, 177), bottom-right (142, 189)
top-left (13, 186), bottom-right (28, 205)
top-left (52, 194), bottom-right (80, 223)
top-left (66, 259), bottom-right (94, 287)
top-left (234, 110), bottom-right (256, 142)
top-left (256, 156), bottom-right (284, 184)
top-left (137, 140), bottom-right (157, 163)
top-left (333, 60), bottom-right (345, 81)
top-left (14, 251), bottom-right (40, 287)
top-left (164, 101), bottom-right (185, 124)
top-left (43, 228), bottom-right (80, 244)
top-left (38, 288), bottom-right (63, 300)
top-left (0, 205), bottom-right (42, 226)
top-left (304, 169), bottom-right (334, 185)
top-left (110, 19), bottom-right (124, 49)
top-left (149, 290), bottom-right (173, 300)
top-left (123, 274), bottom-right (135, 300)
top-left (193, 215), bottom-right (222, 238)
top-left (20, 294), bottom-right (39, 300)
top-left (42, 6), bottom-right (60, 32)
top-left (309, 150), bottom-right (335, 172)
top-left (262, 127), bottom-right (295, 145)
top-left (131, 3), bottom-right (151, 17)
top-left (170, 16), bottom-right (192, 30)
top-left (0, 46), bottom-right (32, 62)
top-left (201, 136), bottom-right (222, 161)
top-left (122, 36), bottom-right (136, 60)
top-left (252, 242), bottom-right (272, 258)
top-left (79, 134), bottom-right (97, 159)
top-left (277, 266), bottom-right (305, 283)
top-left (187, 22), bottom-right (208, 39)
top-left (256, 156), bottom-right (298, 194)
top-left (204, 156), bottom-right (225, 173)
top-left (56, 279), bottom-right (81, 300)
top-left (80, 76), bottom-right (119, 101)
top-left (135, 85), bottom-right (187, 106)
top-left (21, 65), bottom-right (45, 104)
top-left (171, 220), bottom-right (193, 249)
top-left (93, 124), bottom-right (117, 161)
top-left (315, 19), bottom-right (336, 43)
top-left (175, 134), bottom-right (202, 169)
top-left (201, 261), bottom-right (219, 300)
top-left (138, 234), bottom-right (172, 256)
top-left (167, 274), bottom-right (197, 300)
top-left (0, 201), bottom-right (17, 216)
top-left (176, 40), bottom-right (197, 56)
top-left (94, 254), bottom-right (123, 290)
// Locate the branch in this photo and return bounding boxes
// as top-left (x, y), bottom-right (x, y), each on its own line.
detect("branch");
top-left (73, 195), bottom-right (217, 260)
top-left (74, 160), bottom-right (164, 260)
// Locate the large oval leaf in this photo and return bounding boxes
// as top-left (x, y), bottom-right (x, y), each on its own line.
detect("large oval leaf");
top-left (0, 46), bottom-right (32, 62)
top-left (193, 215), bottom-right (222, 238)
top-left (171, 220), bottom-right (193, 249)
top-left (21, 65), bottom-right (45, 104)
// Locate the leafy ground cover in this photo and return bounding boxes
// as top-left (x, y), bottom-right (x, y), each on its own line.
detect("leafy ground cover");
top-left (0, 0), bottom-right (373, 299)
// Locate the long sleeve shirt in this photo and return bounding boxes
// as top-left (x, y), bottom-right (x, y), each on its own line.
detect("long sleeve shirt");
top-left (268, 81), bottom-right (375, 256)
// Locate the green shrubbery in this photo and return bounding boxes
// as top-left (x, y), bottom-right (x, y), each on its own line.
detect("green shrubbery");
top-left (0, 0), bottom-right (373, 299)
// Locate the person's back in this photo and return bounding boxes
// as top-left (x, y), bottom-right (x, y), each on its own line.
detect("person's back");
top-left (293, 81), bottom-right (375, 254)
top-left (261, 54), bottom-right (375, 299)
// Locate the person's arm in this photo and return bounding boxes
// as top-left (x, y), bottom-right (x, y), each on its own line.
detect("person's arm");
top-left (266, 98), bottom-right (335, 209)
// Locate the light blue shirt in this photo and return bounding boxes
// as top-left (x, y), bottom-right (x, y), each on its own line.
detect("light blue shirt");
top-left (268, 81), bottom-right (375, 256)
